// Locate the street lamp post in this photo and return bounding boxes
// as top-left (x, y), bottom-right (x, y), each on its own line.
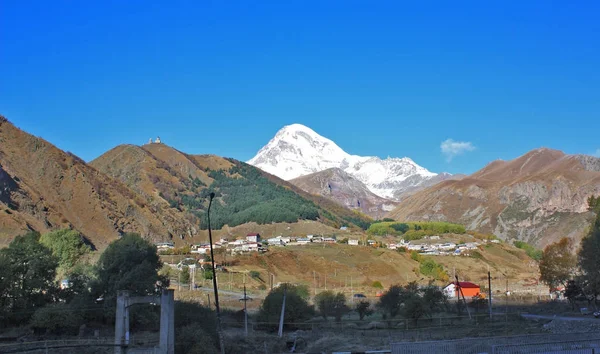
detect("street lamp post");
top-left (207, 193), bottom-right (225, 354)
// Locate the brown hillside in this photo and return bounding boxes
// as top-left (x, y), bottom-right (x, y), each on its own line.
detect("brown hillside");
top-left (91, 144), bottom-right (372, 243)
top-left (388, 148), bottom-right (600, 247)
top-left (223, 241), bottom-right (540, 295)
top-left (0, 117), bottom-right (190, 248)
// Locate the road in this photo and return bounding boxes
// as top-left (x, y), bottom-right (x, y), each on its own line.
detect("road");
top-left (521, 313), bottom-right (599, 322)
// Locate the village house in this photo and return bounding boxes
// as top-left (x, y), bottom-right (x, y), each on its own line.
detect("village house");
top-left (280, 236), bottom-right (291, 244)
top-left (267, 236), bottom-right (287, 246)
top-left (388, 243), bottom-right (398, 250)
top-left (155, 242), bottom-right (175, 251)
top-left (323, 237), bottom-right (336, 243)
top-left (297, 238), bottom-right (310, 245)
top-left (246, 233), bottom-right (261, 243)
top-left (407, 244), bottom-right (425, 251)
top-left (443, 281), bottom-right (481, 298)
top-left (348, 239), bottom-right (359, 246)
top-left (191, 243), bottom-right (211, 254)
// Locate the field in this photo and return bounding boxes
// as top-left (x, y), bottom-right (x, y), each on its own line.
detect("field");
top-left (163, 233), bottom-right (544, 300)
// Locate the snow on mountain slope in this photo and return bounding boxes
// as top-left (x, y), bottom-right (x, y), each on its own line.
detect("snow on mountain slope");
top-left (248, 124), bottom-right (443, 200)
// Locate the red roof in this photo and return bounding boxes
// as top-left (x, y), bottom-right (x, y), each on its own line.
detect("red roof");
top-left (450, 281), bottom-right (480, 288)
top-left (247, 233), bottom-right (260, 236)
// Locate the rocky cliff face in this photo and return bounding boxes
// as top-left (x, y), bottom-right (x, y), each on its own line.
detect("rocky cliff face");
top-left (388, 148), bottom-right (600, 247)
top-left (290, 168), bottom-right (398, 218)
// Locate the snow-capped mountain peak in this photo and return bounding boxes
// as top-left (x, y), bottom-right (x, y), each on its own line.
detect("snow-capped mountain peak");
top-left (248, 124), bottom-right (442, 200)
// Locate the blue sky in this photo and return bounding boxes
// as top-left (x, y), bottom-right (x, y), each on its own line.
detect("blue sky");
top-left (1, 1), bottom-right (599, 174)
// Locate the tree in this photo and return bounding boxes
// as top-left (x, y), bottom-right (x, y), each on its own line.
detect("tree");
top-left (39, 229), bottom-right (90, 276)
top-left (377, 285), bottom-right (405, 319)
top-left (257, 284), bottom-right (314, 329)
top-left (314, 291), bottom-right (350, 322)
top-left (403, 295), bottom-right (426, 325)
top-left (390, 223), bottom-right (410, 234)
top-left (470, 294), bottom-right (487, 313)
top-left (0, 232), bottom-right (58, 322)
top-left (539, 237), bottom-right (577, 290)
top-left (564, 280), bottom-right (582, 310)
top-left (377, 282), bottom-right (446, 325)
top-left (180, 266), bottom-right (190, 285)
top-left (94, 233), bottom-right (167, 305)
top-left (355, 300), bottom-right (374, 320)
top-left (421, 284), bottom-right (447, 313)
top-left (578, 208), bottom-right (600, 305)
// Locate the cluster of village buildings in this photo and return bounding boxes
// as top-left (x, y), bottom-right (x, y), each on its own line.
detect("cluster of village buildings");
top-left (156, 233), bottom-right (500, 257)
top-left (393, 236), bottom-right (500, 256)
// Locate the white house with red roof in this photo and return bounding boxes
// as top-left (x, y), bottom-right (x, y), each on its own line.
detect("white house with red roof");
top-left (246, 233), bottom-right (261, 243)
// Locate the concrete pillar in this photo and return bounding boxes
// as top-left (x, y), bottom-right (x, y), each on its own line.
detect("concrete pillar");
top-left (160, 289), bottom-right (175, 354)
top-left (114, 290), bottom-right (130, 354)
top-left (167, 289), bottom-right (175, 354)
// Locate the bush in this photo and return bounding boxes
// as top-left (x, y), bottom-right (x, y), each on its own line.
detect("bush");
top-left (377, 283), bottom-right (447, 325)
top-left (410, 251), bottom-right (423, 262)
top-left (30, 304), bottom-right (83, 335)
top-left (175, 324), bottom-right (219, 354)
top-left (314, 291), bottom-right (350, 322)
top-left (514, 241), bottom-right (543, 261)
top-left (355, 300), bottom-right (374, 320)
top-left (419, 258), bottom-right (448, 281)
top-left (372, 281), bottom-right (384, 289)
top-left (249, 270), bottom-right (261, 280)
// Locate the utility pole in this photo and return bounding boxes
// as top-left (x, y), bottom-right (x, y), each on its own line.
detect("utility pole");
top-left (207, 193), bottom-right (225, 354)
top-left (243, 284), bottom-right (248, 337)
top-left (278, 285), bottom-right (287, 337)
top-left (488, 271), bottom-right (492, 320)
top-left (191, 266), bottom-right (195, 291)
top-left (313, 271), bottom-right (317, 295)
top-left (325, 274), bottom-right (327, 290)
top-left (455, 275), bottom-right (471, 320)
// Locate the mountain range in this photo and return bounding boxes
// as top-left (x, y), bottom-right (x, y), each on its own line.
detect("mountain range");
top-left (0, 116), bottom-right (371, 248)
top-left (2, 115), bottom-right (600, 249)
top-left (388, 148), bottom-right (600, 247)
top-left (248, 124), bottom-right (456, 202)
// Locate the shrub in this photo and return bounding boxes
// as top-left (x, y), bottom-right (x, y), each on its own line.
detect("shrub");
top-left (355, 300), bottom-right (374, 320)
top-left (410, 251), bottom-right (423, 262)
top-left (372, 281), bottom-right (384, 289)
top-left (314, 291), bottom-right (350, 322)
top-left (175, 324), bottom-right (219, 354)
top-left (30, 304), bottom-right (83, 335)
top-left (249, 270), bottom-right (261, 280)
top-left (419, 258), bottom-right (448, 281)
top-left (514, 241), bottom-right (543, 261)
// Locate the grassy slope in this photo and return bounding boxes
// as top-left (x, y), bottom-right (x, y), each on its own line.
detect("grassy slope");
top-left (199, 234), bottom-right (540, 296)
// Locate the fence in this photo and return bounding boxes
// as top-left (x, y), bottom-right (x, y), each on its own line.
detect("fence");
top-left (492, 338), bottom-right (600, 354)
top-left (0, 336), bottom-right (160, 354)
top-left (391, 333), bottom-right (600, 354)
